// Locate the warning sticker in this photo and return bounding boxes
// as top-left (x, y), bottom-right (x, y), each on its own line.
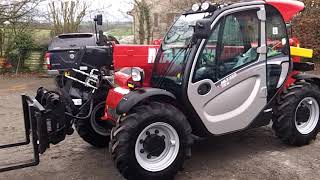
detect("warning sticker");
top-left (148, 48), bottom-right (157, 63)
top-left (272, 27), bottom-right (279, 35)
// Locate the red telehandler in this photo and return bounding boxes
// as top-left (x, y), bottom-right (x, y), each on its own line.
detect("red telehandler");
top-left (0, 1), bottom-right (318, 180)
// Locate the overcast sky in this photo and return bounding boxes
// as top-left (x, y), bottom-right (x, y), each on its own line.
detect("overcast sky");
top-left (39, 0), bottom-right (134, 22)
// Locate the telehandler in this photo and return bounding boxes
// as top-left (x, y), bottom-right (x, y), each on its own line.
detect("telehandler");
top-left (105, 0), bottom-right (319, 179)
top-left (0, 1), bottom-right (318, 180)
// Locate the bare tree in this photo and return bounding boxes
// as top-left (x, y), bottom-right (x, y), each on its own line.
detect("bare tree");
top-left (171, 0), bottom-right (206, 11)
top-left (0, 0), bottom-right (41, 57)
top-left (132, 0), bottom-right (152, 44)
top-left (171, 0), bottom-right (242, 11)
top-left (131, 0), bottom-right (235, 44)
top-left (0, 0), bottom-right (41, 24)
top-left (48, 0), bottom-right (88, 35)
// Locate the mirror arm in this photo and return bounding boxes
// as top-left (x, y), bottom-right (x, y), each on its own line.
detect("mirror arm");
top-left (94, 21), bottom-right (99, 44)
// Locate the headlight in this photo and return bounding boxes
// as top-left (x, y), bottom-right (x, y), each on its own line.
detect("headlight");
top-left (131, 67), bottom-right (144, 82)
top-left (192, 3), bottom-right (200, 12)
top-left (201, 2), bottom-right (210, 11)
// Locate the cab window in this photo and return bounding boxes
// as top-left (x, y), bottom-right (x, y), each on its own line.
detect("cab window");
top-left (266, 6), bottom-right (289, 58)
top-left (193, 10), bottom-right (260, 83)
top-left (193, 22), bottom-right (221, 82)
top-left (266, 5), bottom-right (290, 99)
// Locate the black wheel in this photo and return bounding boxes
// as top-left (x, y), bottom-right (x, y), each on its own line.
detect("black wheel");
top-left (110, 102), bottom-right (193, 180)
top-left (273, 80), bottom-right (320, 146)
top-left (75, 101), bottom-right (112, 148)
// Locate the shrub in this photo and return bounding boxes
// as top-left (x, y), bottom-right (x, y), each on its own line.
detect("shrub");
top-left (6, 32), bottom-right (35, 72)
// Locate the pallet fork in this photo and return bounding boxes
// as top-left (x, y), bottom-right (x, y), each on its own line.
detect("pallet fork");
top-left (0, 95), bottom-right (48, 172)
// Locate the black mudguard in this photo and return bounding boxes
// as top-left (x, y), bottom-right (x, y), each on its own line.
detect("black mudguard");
top-left (293, 62), bottom-right (315, 72)
top-left (116, 88), bottom-right (176, 115)
top-left (293, 73), bottom-right (320, 85)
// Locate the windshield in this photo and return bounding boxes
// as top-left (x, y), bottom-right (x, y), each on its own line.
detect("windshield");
top-left (48, 34), bottom-right (96, 50)
top-left (163, 13), bottom-right (208, 49)
top-left (152, 13), bottom-right (210, 93)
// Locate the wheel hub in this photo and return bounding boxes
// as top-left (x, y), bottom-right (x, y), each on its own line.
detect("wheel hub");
top-left (135, 122), bottom-right (180, 172)
top-left (142, 133), bottom-right (166, 157)
top-left (296, 104), bottom-right (311, 124)
top-left (295, 97), bottom-right (320, 135)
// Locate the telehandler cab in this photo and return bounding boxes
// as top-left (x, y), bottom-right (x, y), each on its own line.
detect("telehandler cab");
top-left (0, 0), bottom-right (319, 180)
top-left (106, 0), bottom-right (319, 179)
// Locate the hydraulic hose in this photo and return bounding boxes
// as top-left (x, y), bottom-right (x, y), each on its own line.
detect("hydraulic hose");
top-left (65, 95), bottom-right (94, 120)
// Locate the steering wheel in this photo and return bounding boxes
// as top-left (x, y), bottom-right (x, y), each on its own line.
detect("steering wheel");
top-left (194, 53), bottom-right (217, 82)
top-left (201, 51), bottom-right (216, 66)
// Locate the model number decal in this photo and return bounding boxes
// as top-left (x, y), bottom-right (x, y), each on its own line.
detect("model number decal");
top-left (218, 73), bottom-right (237, 88)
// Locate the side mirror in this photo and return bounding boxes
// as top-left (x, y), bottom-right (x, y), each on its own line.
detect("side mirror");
top-left (194, 19), bottom-right (211, 40)
top-left (94, 14), bottom-right (103, 25)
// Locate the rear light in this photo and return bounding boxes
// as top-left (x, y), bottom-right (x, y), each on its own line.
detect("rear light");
top-left (45, 52), bottom-right (51, 70)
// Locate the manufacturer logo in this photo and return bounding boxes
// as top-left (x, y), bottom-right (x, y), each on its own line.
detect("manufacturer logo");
top-left (70, 54), bottom-right (75, 59)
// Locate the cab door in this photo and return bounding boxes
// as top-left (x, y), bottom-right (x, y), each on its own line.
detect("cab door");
top-left (265, 5), bottom-right (291, 100)
top-left (187, 5), bottom-right (268, 135)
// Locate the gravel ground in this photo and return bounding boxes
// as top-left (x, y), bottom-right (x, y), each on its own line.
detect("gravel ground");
top-left (0, 75), bottom-right (320, 180)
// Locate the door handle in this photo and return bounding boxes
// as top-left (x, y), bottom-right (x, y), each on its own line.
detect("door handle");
top-left (198, 83), bottom-right (211, 95)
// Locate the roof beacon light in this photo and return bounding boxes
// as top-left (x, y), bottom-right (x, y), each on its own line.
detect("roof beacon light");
top-left (201, 2), bottom-right (210, 11)
top-left (192, 3), bottom-right (200, 12)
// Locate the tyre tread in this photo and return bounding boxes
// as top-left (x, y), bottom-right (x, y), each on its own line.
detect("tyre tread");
top-left (273, 80), bottom-right (320, 146)
top-left (110, 102), bottom-right (193, 180)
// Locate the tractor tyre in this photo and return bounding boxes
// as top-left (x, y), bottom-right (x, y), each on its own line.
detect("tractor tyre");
top-left (75, 101), bottom-right (112, 148)
top-left (110, 102), bottom-right (193, 180)
top-left (273, 80), bottom-right (320, 146)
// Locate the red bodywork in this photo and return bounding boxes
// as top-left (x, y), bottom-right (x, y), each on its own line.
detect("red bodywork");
top-left (113, 44), bottom-right (159, 87)
top-left (265, 0), bottom-right (305, 22)
top-left (102, 44), bottom-right (159, 121)
top-left (287, 38), bottom-right (302, 88)
top-left (103, 0), bottom-right (306, 122)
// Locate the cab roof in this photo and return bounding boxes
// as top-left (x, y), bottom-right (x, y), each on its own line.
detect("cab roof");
top-left (264, 0), bottom-right (305, 22)
top-left (185, 0), bottom-right (304, 22)
top-left (227, 0), bottom-right (304, 22)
